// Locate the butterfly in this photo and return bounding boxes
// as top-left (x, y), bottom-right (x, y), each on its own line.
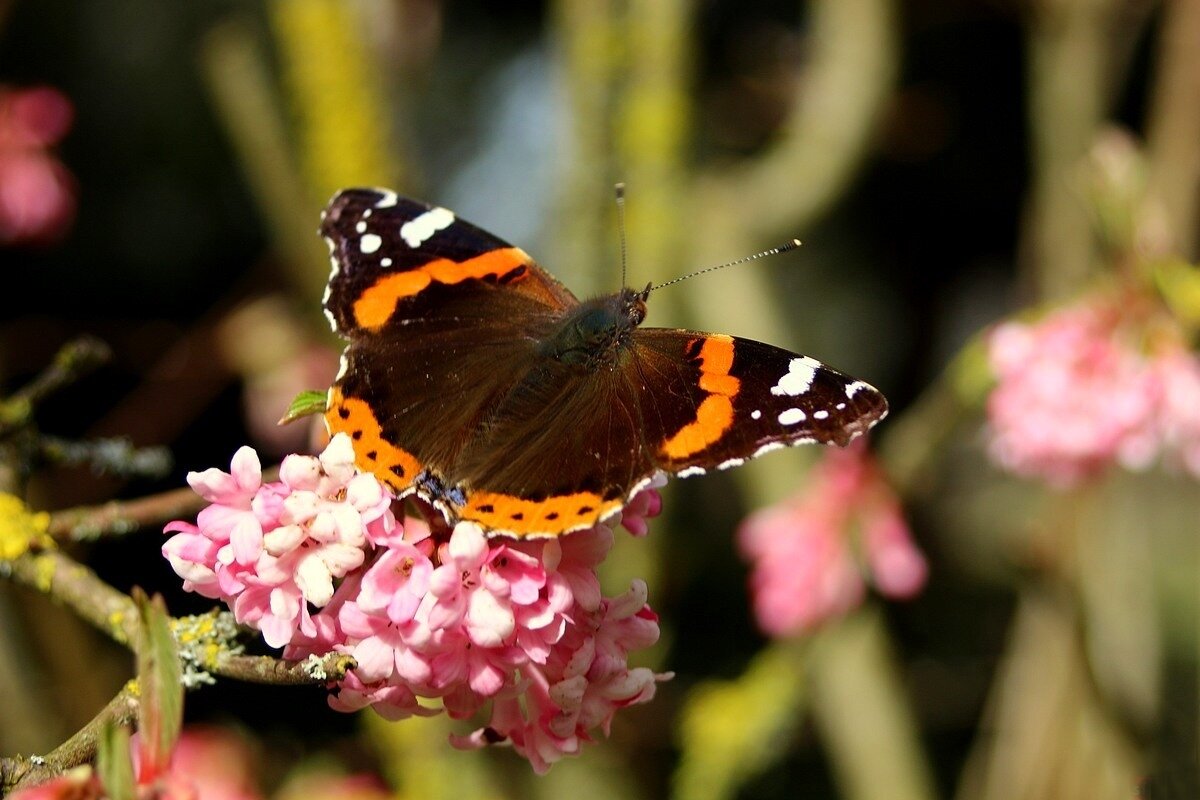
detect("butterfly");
top-left (320, 188), bottom-right (888, 538)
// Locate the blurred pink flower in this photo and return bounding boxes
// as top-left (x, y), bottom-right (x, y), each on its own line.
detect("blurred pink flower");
top-left (6, 768), bottom-right (102, 800)
top-left (1152, 346), bottom-right (1200, 478)
top-left (0, 86), bottom-right (75, 245)
top-left (167, 439), bottom-right (667, 772)
top-left (164, 727), bottom-right (261, 800)
top-left (986, 304), bottom-right (1159, 486)
top-left (986, 301), bottom-right (1200, 486)
top-left (738, 444), bottom-right (926, 637)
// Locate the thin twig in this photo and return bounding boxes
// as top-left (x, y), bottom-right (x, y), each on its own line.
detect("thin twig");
top-left (46, 467), bottom-right (279, 542)
top-left (6, 550), bottom-right (140, 645)
top-left (46, 485), bottom-right (207, 542)
top-left (0, 337), bottom-right (111, 438)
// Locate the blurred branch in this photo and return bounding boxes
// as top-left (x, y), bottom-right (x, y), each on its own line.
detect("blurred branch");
top-left (550, 0), bottom-right (623, 296)
top-left (672, 640), bottom-right (810, 800)
top-left (809, 609), bottom-right (939, 800)
top-left (1146, 0), bottom-right (1200, 259)
top-left (0, 336), bottom-right (110, 439)
top-left (694, 0), bottom-right (899, 242)
top-left (1021, 0), bottom-right (1152, 302)
top-left (3, 547), bottom-right (351, 684)
top-left (45, 467), bottom-right (279, 542)
top-left (46, 484), bottom-right (205, 541)
top-left (955, 588), bottom-right (1141, 800)
top-left (616, 0), bottom-right (690, 292)
top-left (38, 437), bottom-right (171, 480)
top-left (0, 682), bottom-right (139, 794)
top-left (6, 550), bottom-right (139, 645)
top-left (267, 0), bottom-right (404, 206)
top-left (199, 18), bottom-right (328, 304)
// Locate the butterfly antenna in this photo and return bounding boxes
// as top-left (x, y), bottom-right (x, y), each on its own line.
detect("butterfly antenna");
top-left (615, 182), bottom-right (629, 288)
top-left (650, 239), bottom-right (803, 292)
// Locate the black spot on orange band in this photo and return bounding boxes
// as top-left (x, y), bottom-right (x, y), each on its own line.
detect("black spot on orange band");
top-left (325, 387), bottom-right (421, 493)
top-left (460, 490), bottom-right (622, 538)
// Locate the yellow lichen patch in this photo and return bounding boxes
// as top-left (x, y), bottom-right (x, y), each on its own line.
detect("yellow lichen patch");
top-left (0, 492), bottom-right (53, 560)
top-left (33, 554), bottom-right (57, 592)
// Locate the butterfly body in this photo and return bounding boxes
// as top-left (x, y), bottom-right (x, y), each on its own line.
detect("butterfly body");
top-left (321, 188), bottom-right (887, 538)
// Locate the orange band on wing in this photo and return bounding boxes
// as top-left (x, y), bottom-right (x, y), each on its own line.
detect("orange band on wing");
top-left (353, 247), bottom-right (531, 330)
top-left (660, 334), bottom-right (740, 460)
top-left (461, 490), bottom-right (623, 538)
top-left (325, 387), bottom-right (422, 492)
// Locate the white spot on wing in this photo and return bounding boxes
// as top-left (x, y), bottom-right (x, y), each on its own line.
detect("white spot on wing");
top-left (717, 457), bottom-right (745, 470)
top-left (355, 221), bottom-right (367, 233)
top-left (750, 409), bottom-right (762, 420)
top-left (374, 190), bottom-right (398, 208)
top-left (400, 207), bottom-right (455, 248)
top-left (846, 380), bottom-right (871, 398)
top-left (778, 408), bottom-right (807, 425)
top-left (752, 441), bottom-right (786, 458)
top-left (771, 356), bottom-right (821, 397)
top-left (677, 466), bottom-right (706, 478)
top-left (813, 410), bottom-right (830, 420)
top-left (380, 257), bottom-right (393, 267)
top-left (360, 233), bottom-right (382, 254)
top-left (335, 352), bottom-right (350, 380)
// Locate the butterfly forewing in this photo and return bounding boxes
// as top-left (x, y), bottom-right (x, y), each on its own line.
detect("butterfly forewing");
top-left (321, 188), bottom-right (575, 337)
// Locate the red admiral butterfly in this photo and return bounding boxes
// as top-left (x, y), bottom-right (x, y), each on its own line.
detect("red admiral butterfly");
top-left (321, 188), bottom-right (887, 538)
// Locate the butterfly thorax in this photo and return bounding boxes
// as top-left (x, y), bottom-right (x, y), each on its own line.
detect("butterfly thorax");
top-left (539, 286), bottom-right (649, 370)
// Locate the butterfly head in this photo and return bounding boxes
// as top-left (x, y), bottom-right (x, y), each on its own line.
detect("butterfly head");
top-left (539, 286), bottom-right (648, 370)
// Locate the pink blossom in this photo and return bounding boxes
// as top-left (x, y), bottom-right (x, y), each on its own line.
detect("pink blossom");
top-left (0, 86), bottom-right (75, 245)
top-left (167, 443), bottom-right (668, 772)
top-left (985, 304), bottom-right (1159, 486)
top-left (619, 477), bottom-right (665, 537)
top-left (738, 444), bottom-right (926, 636)
top-left (164, 434), bottom-right (396, 648)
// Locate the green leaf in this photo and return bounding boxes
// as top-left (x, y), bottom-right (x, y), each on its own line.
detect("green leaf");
top-left (134, 589), bottom-right (183, 777)
top-left (278, 389), bottom-right (328, 425)
top-left (672, 641), bottom-right (809, 800)
top-left (97, 721), bottom-right (135, 800)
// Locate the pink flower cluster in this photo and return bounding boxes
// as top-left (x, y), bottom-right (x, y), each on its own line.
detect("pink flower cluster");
top-left (738, 444), bottom-right (926, 637)
top-left (0, 86), bottom-right (75, 245)
top-left (164, 435), bottom-right (668, 773)
top-left (986, 303), bottom-right (1200, 487)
